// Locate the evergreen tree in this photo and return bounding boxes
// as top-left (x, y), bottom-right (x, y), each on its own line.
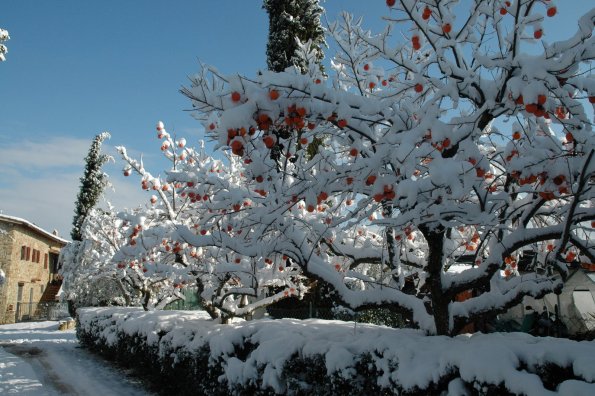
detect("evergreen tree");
top-left (263, 0), bottom-right (325, 73)
top-left (71, 132), bottom-right (111, 241)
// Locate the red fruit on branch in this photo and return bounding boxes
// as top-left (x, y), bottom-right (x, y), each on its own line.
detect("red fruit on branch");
top-left (525, 103), bottom-right (538, 113)
top-left (230, 140), bottom-right (244, 156)
top-left (269, 90), bottom-right (280, 100)
top-left (565, 131), bottom-right (574, 142)
top-left (263, 135), bottom-right (275, 148)
top-left (552, 175), bottom-right (566, 185)
top-left (537, 94), bottom-right (547, 105)
top-left (366, 175), bottom-right (377, 186)
top-left (231, 91), bottom-right (241, 102)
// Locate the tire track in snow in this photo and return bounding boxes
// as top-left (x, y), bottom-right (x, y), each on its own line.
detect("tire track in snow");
top-left (4, 343), bottom-right (153, 396)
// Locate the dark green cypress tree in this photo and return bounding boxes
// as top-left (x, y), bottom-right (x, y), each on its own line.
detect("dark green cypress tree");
top-left (71, 132), bottom-right (111, 241)
top-left (263, 0), bottom-right (325, 73)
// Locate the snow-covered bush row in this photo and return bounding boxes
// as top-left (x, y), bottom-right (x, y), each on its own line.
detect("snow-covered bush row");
top-left (77, 307), bottom-right (595, 395)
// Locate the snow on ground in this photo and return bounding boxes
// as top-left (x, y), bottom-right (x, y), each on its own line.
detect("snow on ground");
top-left (0, 320), bottom-right (152, 395)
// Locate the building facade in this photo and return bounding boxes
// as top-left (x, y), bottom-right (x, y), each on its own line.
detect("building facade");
top-left (0, 214), bottom-right (67, 324)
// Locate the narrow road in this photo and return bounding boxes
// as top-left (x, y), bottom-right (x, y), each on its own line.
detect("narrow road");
top-left (0, 321), bottom-right (153, 395)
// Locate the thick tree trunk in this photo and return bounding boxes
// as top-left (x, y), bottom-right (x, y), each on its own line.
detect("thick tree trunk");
top-left (142, 289), bottom-right (151, 311)
top-left (421, 226), bottom-right (450, 335)
top-left (194, 278), bottom-right (220, 320)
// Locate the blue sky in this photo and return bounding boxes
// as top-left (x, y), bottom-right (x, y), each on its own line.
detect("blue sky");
top-left (0, 1), bottom-right (591, 238)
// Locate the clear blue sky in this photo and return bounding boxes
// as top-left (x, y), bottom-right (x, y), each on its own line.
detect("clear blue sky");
top-left (0, 1), bottom-right (591, 238)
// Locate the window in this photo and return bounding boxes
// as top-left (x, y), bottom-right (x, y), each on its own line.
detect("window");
top-left (21, 246), bottom-right (26, 260)
top-left (26, 247), bottom-right (31, 261)
top-left (44, 253), bottom-right (48, 269)
top-left (35, 250), bottom-right (40, 263)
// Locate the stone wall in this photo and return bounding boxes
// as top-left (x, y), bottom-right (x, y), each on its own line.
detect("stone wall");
top-left (0, 221), bottom-right (64, 324)
top-left (0, 223), bottom-right (15, 323)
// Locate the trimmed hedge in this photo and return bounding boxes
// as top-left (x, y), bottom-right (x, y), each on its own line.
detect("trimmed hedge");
top-left (77, 308), bottom-right (595, 395)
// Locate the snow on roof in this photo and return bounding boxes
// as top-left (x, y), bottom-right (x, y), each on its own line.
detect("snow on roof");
top-left (0, 214), bottom-right (69, 245)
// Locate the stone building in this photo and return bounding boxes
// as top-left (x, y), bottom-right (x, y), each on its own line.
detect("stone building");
top-left (0, 214), bottom-right (67, 324)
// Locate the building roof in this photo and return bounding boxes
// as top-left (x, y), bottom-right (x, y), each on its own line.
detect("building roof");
top-left (0, 214), bottom-right (69, 245)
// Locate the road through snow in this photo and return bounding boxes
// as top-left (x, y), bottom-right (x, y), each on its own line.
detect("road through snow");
top-left (0, 321), bottom-right (153, 395)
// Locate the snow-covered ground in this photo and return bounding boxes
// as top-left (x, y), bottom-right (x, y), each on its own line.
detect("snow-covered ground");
top-left (0, 320), bottom-right (152, 395)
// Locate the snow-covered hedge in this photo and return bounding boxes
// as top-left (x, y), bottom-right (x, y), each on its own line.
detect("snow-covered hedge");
top-left (77, 308), bottom-right (595, 395)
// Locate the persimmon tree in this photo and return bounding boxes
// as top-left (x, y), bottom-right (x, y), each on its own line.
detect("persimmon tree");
top-left (173, 0), bottom-right (595, 335)
top-left (61, 205), bottom-right (137, 310)
top-left (61, 203), bottom-right (186, 311)
top-left (114, 122), bottom-right (307, 322)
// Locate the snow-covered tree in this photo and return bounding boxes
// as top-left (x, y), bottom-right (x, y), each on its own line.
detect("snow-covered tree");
top-left (114, 123), bottom-right (306, 321)
top-left (61, 205), bottom-right (131, 310)
top-left (71, 132), bottom-right (111, 241)
top-left (176, 1), bottom-right (595, 335)
top-left (61, 203), bottom-right (187, 311)
top-left (0, 27), bottom-right (9, 62)
top-left (263, 0), bottom-right (325, 73)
